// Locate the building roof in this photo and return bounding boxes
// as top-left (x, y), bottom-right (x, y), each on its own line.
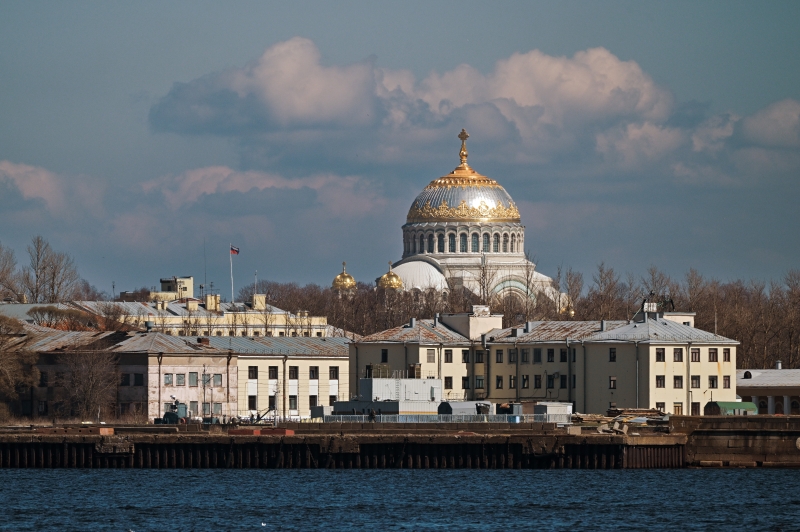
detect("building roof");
top-left (358, 319), bottom-right (469, 345)
top-left (0, 302), bottom-right (73, 321)
top-left (186, 336), bottom-right (349, 357)
top-left (70, 300), bottom-right (289, 319)
top-left (585, 318), bottom-right (738, 344)
top-left (736, 369), bottom-right (800, 388)
top-left (489, 321), bottom-right (627, 343)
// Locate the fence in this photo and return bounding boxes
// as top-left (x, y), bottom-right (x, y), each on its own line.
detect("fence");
top-left (322, 413), bottom-right (572, 424)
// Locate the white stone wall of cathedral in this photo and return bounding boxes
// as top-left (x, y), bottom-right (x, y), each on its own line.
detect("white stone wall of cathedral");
top-left (401, 222), bottom-right (525, 258)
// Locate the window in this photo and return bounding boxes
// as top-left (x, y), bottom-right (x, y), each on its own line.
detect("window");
top-left (656, 375), bottom-right (665, 388)
top-left (533, 349), bottom-right (542, 364)
top-left (189, 401), bottom-right (198, 416)
top-left (248, 366), bottom-right (258, 379)
top-left (329, 395), bottom-right (337, 406)
top-left (475, 376), bottom-right (484, 389)
top-left (121, 374), bottom-right (131, 386)
top-left (462, 350), bottom-right (470, 363)
top-left (448, 234), bottom-right (456, 252)
top-left (547, 375), bottom-right (555, 389)
top-left (560, 349), bottom-right (567, 363)
top-left (709, 348), bottom-right (718, 362)
top-left (691, 402), bottom-right (700, 416)
top-left (134, 373), bottom-right (144, 386)
top-left (674, 376), bottom-right (683, 389)
top-left (202, 374), bottom-right (211, 386)
top-left (691, 348), bottom-right (700, 362)
top-left (437, 234), bottom-right (445, 253)
top-left (248, 395), bottom-right (257, 410)
top-left (691, 375), bottom-right (700, 388)
top-left (202, 402), bottom-right (211, 415)
top-left (444, 377), bottom-right (453, 389)
top-left (609, 348), bottom-right (616, 362)
top-left (502, 234), bottom-right (509, 252)
top-left (723, 375), bottom-right (730, 389)
top-left (496, 350), bottom-right (503, 363)
top-left (609, 376), bottom-right (616, 389)
top-left (309, 366), bottom-right (319, 380)
top-left (521, 349), bottom-right (529, 363)
top-left (427, 349), bottom-right (436, 363)
top-left (493, 234), bottom-right (499, 253)
top-left (509, 349), bottom-right (517, 363)
top-left (572, 349), bottom-right (576, 362)
top-left (709, 376), bottom-right (718, 389)
top-left (460, 233), bottom-right (467, 253)
top-left (723, 348), bottom-right (731, 362)
top-left (496, 376), bottom-right (503, 389)
top-left (213, 374), bottom-right (222, 387)
top-left (560, 375), bottom-right (567, 389)
top-left (483, 234), bottom-right (490, 252)
top-left (176, 374), bottom-right (185, 386)
top-left (472, 233), bottom-right (479, 252)
top-left (329, 366), bottom-right (339, 380)
top-left (309, 395), bottom-right (317, 407)
top-left (522, 375), bottom-right (529, 389)
top-left (509, 376), bottom-right (517, 389)
top-left (289, 396), bottom-right (298, 410)
top-left (462, 376), bottom-right (470, 389)
top-left (189, 372), bottom-right (198, 387)
top-left (289, 366), bottom-right (298, 380)
top-left (534, 375), bottom-right (542, 389)
top-left (656, 348), bottom-right (665, 362)
top-left (444, 349), bottom-right (453, 363)
top-left (655, 402), bottom-right (665, 412)
top-left (572, 374), bottom-right (576, 389)
top-left (674, 348), bottom-right (683, 362)
top-left (164, 402), bottom-right (172, 413)
top-left (475, 350), bottom-right (484, 363)
top-left (428, 234), bottom-right (434, 253)
top-left (547, 349), bottom-right (554, 363)
top-left (39, 372), bottom-right (48, 387)
top-left (381, 349), bottom-right (388, 363)
top-left (511, 234), bottom-right (516, 253)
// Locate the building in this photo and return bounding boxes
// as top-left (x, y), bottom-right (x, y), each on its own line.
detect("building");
top-left (736, 362), bottom-right (800, 414)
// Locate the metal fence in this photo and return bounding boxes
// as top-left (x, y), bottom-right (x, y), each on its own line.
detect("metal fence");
top-left (322, 413), bottom-right (572, 424)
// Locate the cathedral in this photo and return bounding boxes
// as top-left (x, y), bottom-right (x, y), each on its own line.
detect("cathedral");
top-left (335, 130), bottom-right (557, 304)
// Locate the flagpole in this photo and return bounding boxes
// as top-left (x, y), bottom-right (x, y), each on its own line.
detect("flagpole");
top-left (230, 243), bottom-right (234, 304)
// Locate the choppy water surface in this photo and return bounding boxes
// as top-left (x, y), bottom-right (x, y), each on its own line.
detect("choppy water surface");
top-left (1, 469), bottom-right (798, 531)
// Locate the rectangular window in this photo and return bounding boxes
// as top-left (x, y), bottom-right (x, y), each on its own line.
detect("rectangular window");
top-left (427, 349), bottom-right (435, 363)
top-left (462, 376), bottom-right (470, 389)
top-left (309, 366), bottom-right (319, 380)
top-left (656, 375), bottom-right (665, 388)
top-left (533, 348), bottom-right (542, 364)
top-left (202, 374), bottom-right (211, 386)
top-left (723, 375), bottom-right (730, 389)
top-left (164, 402), bottom-right (172, 413)
top-left (134, 373), bottom-right (144, 386)
top-left (509, 349), bottom-right (517, 363)
top-left (572, 349), bottom-right (576, 363)
top-left (560, 349), bottom-right (567, 363)
top-left (329, 366), bottom-right (339, 380)
top-left (289, 396), bottom-right (298, 410)
top-left (475, 376), bottom-right (485, 389)
top-left (462, 350), bottom-right (470, 363)
top-left (674, 376), bottom-right (683, 389)
top-left (674, 348), bottom-right (683, 362)
top-left (547, 375), bottom-right (555, 389)
top-left (189, 401), bottom-right (198, 416)
top-left (522, 375), bottom-right (529, 389)
top-left (39, 372), bottom-right (48, 387)
top-left (475, 350), bottom-right (484, 363)
top-left (691, 348), bottom-right (700, 363)
top-left (609, 348), bottom-right (616, 362)
top-left (521, 348), bottom-right (529, 363)
top-left (329, 395), bottom-right (336, 406)
top-left (444, 349), bottom-right (453, 363)
top-left (655, 402), bottom-right (665, 412)
top-left (691, 402), bottom-right (700, 416)
top-left (213, 374), bottom-right (222, 387)
top-left (444, 377), bottom-right (452, 389)
top-left (381, 349), bottom-right (388, 363)
top-left (189, 372), bottom-right (198, 387)
top-left (213, 403), bottom-right (222, 415)
top-left (268, 395), bottom-right (277, 410)
top-left (709, 376), bottom-right (718, 389)
top-left (560, 375), bottom-right (567, 389)
top-left (176, 374), bottom-right (185, 386)
top-left (572, 374), bottom-right (576, 389)
top-left (609, 376), bottom-right (616, 389)
top-left (269, 366), bottom-right (278, 379)
top-left (534, 375), bottom-right (542, 389)
top-left (309, 395), bottom-right (317, 407)
top-left (121, 373), bottom-right (131, 386)
top-left (547, 349), bottom-right (555, 363)
top-left (656, 348), bottom-right (665, 362)
top-left (691, 375), bottom-right (700, 388)
top-left (723, 348), bottom-right (731, 362)
top-left (496, 376), bottom-right (503, 389)
top-left (289, 366), bottom-right (298, 380)
top-left (248, 366), bottom-right (258, 379)
top-left (202, 402), bottom-right (211, 415)
top-left (509, 376), bottom-right (517, 389)
top-left (496, 350), bottom-right (503, 363)
top-left (248, 395), bottom-right (257, 410)
top-left (708, 348), bottom-right (718, 362)
top-left (673, 403), bottom-right (683, 415)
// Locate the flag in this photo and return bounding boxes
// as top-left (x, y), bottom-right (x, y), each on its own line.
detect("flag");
top-left (230, 246), bottom-right (240, 255)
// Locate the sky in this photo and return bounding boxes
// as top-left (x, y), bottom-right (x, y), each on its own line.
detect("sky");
top-left (1, 1), bottom-right (799, 299)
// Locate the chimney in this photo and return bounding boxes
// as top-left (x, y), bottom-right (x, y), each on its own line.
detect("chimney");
top-left (433, 313), bottom-right (439, 327)
top-left (600, 320), bottom-right (606, 332)
top-left (144, 321), bottom-right (154, 332)
top-left (409, 318), bottom-right (416, 328)
top-left (776, 360), bottom-right (782, 370)
top-left (524, 321), bottom-right (534, 333)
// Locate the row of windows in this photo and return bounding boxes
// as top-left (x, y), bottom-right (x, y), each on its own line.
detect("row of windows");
top-left (655, 347), bottom-right (732, 362)
top-left (163, 373), bottom-right (222, 387)
top-left (175, 330), bottom-right (322, 337)
top-left (247, 366), bottom-right (339, 380)
top-left (416, 349), bottom-right (579, 364)
top-left (450, 374), bottom-right (577, 390)
top-left (247, 394), bottom-right (338, 410)
top-left (405, 231), bottom-right (524, 255)
top-left (655, 375), bottom-right (730, 389)
top-left (166, 401), bottom-right (223, 416)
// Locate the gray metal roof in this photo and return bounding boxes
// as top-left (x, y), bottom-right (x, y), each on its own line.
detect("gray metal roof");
top-left (358, 319), bottom-right (470, 345)
top-left (185, 335), bottom-right (349, 357)
top-left (0, 303), bottom-right (73, 321)
top-left (489, 321), bottom-right (627, 343)
top-left (736, 369), bottom-right (800, 388)
top-left (584, 318), bottom-right (738, 344)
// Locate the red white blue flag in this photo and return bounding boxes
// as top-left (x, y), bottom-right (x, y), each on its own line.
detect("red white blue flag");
top-left (230, 245), bottom-right (240, 255)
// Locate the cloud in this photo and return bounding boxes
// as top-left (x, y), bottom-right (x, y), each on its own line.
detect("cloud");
top-left (0, 160), bottom-right (104, 216)
top-left (740, 99), bottom-right (800, 149)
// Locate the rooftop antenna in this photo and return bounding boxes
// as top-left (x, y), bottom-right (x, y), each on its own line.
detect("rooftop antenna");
top-left (204, 238), bottom-right (207, 298)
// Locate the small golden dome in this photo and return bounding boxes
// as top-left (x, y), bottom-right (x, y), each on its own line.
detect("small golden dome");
top-left (332, 262), bottom-right (356, 291)
top-left (378, 262), bottom-right (404, 290)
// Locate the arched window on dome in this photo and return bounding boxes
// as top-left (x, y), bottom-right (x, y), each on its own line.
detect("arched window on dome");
top-left (493, 234), bottom-right (500, 253)
top-left (503, 234), bottom-right (509, 253)
top-left (411, 236), bottom-right (416, 254)
top-left (429, 235), bottom-right (435, 253)
top-left (419, 235), bottom-right (425, 253)
top-left (511, 234), bottom-right (516, 253)
top-left (472, 233), bottom-right (479, 253)
top-left (437, 234), bottom-right (445, 253)
top-left (483, 234), bottom-right (490, 252)
top-left (448, 234), bottom-right (456, 253)
top-left (460, 234), bottom-right (467, 253)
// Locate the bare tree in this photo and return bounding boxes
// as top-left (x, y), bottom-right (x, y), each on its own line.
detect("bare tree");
top-left (0, 316), bottom-right (39, 415)
top-left (0, 242), bottom-right (20, 301)
top-left (58, 348), bottom-right (119, 419)
top-left (19, 236), bottom-right (80, 303)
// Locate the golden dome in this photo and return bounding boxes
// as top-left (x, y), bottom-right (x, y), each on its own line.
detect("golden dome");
top-left (332, 262), bottom-right (356, 291)
top-left (378, 262), bottom-right (404, 290)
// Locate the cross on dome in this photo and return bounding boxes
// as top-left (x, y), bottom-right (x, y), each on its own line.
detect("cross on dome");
top-left (458, 128), bottom-right (469, 165)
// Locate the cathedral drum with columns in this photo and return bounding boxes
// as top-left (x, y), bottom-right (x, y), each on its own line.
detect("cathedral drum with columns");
top-left (389, 129), bottom-right (557, 303)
